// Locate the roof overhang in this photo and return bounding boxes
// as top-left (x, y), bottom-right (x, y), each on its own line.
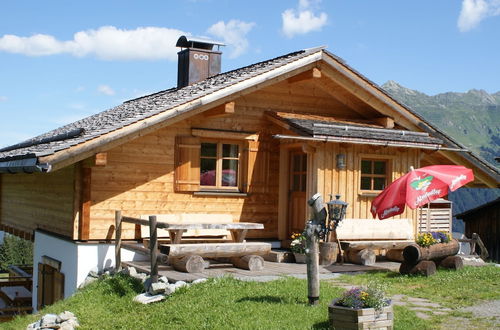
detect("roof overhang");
top-left (0, 157), bottom-right (51, 174)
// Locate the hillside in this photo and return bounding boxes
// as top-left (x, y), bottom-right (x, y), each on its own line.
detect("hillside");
top-left (382, 81), bottom-right (500, 166)
top-left (382, 81), bottom-right (500, 215)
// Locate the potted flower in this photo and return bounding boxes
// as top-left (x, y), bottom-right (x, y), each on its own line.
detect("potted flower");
top-left (290, 232), bottom-right (307, 263)
top-left (329, 284), bottom-right (393, 329)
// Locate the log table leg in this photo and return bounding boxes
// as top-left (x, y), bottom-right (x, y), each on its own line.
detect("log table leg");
top-left (346, 248), bottom-right (376, 265)
top-left (438, 255), bottom-right (463, 270)
top-left (231, 255), bottom-right (264, 271)
top-left (400, 260), bottom-right (436, 277)
top-left (170, 255), bottom-right (205, 273)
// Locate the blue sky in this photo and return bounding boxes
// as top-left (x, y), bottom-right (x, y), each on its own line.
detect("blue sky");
top-left (1, 0), bottom-right (499, 148)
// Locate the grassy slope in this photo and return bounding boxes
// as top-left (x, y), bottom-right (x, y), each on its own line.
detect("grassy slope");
top-left (4, 266), bottom-right (500, 330)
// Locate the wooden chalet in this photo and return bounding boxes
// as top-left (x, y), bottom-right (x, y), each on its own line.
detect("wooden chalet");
top-left (0, 37), bottom-right (499, 307)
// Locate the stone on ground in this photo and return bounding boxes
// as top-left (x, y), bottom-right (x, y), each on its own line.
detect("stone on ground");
top-left (133, 293), bottom-right (166, 304)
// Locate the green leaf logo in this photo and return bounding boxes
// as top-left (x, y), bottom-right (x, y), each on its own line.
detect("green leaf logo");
top-left (410, 175), bottom-right (433, 191)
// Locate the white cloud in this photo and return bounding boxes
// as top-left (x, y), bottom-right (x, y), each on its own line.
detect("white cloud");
top-left (0, 96), bottom-right (7, 102)
top-left (97, 85), bottom-right (115, 96)
top-left (282, 0), bottom-right (328, 38)
top-left (207, 20), bottom-right (255, 58)
top-left (0, 26), bottom-right (187, 60)
top-left (458, 0), bottom-right (500, 32)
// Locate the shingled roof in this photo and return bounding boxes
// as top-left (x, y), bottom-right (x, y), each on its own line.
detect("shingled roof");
top-left (0, 48), bottom-right (316, 162)
top-left (269, 112), bottom-right (443, 147)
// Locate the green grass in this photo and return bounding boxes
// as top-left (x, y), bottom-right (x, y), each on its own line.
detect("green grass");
top-left (336, 264), bottom-right (500, 308)
top-left (3, 265), bottom-right (499, 329)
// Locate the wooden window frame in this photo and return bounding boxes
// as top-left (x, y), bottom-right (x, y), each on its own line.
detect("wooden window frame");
top-left (358, 156), bottom-right (392, 194)
top-left (200, 139), bottom-right (243, 192)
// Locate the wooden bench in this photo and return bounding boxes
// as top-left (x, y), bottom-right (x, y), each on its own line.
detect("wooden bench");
top-left (336, 218), bottom-right (415, 265)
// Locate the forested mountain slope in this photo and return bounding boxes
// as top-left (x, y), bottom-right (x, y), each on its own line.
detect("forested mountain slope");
top-left (382, 81), bottom-right (500, 215)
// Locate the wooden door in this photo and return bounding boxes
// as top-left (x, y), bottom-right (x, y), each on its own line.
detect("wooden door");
top-left (288, 151), bottom-right (307, 236)
top-left (37, 263), bottom-right (64, 309)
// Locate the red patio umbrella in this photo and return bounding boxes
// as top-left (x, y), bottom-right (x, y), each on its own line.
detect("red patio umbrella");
top-left (371, 165), bottom-right (474, 220)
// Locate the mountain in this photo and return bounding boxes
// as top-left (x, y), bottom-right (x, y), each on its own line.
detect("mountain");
top-left (382, 81), bottom-right (500, 166)
top-left (382, 81), bottom-right (500, 216)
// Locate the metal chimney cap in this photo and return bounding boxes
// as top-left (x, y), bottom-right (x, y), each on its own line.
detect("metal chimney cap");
top-left (176, 35), bottom-right (225, 50)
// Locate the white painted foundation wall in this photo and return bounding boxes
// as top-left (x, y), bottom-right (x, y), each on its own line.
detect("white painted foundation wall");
top-left (32, 230), bottom-right (147, 311)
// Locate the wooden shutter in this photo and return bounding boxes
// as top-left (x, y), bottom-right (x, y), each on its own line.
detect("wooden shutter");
top-left (243, 140), bottom-right (269, 193)
top-left (174, 136), bottom-right (201, 192)
top-left (53, 271), bottom-right (65, 303)
top-left (37, 263), bottom-right (43, 310)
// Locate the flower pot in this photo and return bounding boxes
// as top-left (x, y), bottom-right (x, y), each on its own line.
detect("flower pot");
top-left (293, 253), bottom-right (306, 264)
top-left (328, 303), bottom-right (393, 329)
top-left (319, 242), bottom-right (338, 266)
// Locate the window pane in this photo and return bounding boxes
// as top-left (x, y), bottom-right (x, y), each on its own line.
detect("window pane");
top-left (373, 161), bottom-right (386, 174)
top-left (360, 176), bottom-right (371, 190)
top-left (200, 158), bottom-right (216, 186)
top-left (222, 144), bottom-right (239, 158)
top-left (222, 159), bottom-right (238, 187)
top-left (373, 178), bottom-right (386, 190)
top-left (361, 160), bottom-right (372, 174)
top-left (301, 174), bottom-right (307, 192)
top-left (301, 154), bottom-right (307, 171)
top-left (201, 143), bottom-right (217, 157)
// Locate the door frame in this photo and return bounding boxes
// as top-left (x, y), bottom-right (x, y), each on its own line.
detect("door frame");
top-left (277, 142), bottom-right (316, 241)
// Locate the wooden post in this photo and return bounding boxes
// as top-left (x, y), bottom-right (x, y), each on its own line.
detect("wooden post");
top-left (149, 215), bottom-right (158, 283)
top-left (305, 193), bottom-right (326, 306)
top-left (305, 222), bottom-right (320, 305)
top-left (115, 211), bottom-right (122, 272)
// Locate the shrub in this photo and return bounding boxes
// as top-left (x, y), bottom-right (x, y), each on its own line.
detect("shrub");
top-left (0, 234), bottom-right (33, 271)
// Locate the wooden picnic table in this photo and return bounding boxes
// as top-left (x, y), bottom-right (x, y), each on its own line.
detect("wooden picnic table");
top-left (162, 222), bottom-right (264, 244)
top-left (118, 214), bottom-right (271, 274)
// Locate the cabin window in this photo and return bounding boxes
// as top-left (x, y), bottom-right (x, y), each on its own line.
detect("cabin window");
top-left (200, 141), bottom-right (241, 190)
top-left (360, 159), bottom-right (388, 191)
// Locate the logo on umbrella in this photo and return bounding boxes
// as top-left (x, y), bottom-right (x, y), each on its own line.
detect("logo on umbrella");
top-left (410, 175), bottom-right (433, 191)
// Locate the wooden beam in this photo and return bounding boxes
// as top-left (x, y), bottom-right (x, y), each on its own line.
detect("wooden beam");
top-left (203, 101), bottom-right (235, 118)
top-left (191, 128), bottom-right (258, 141)
top-left (94, 153), bottom-right (107, 166)
top-left (79, 167), bottom-right (91, 240)
top-left (373, 117), bottom-right (394, 128)
top-left (319, 57), bottom-right (420, 130)
top-left (302, 143), bottom-right (316, 154)
top-left (288, 68), bottom-right (322, 84)
top-left (264, 112), bottom-right (294, 132)
top-left (312, 76), bottom-right (375, 118)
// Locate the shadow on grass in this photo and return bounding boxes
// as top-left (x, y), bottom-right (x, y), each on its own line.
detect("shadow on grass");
top-left (312, 320), bottom-right (330, 329)
top-left (236, 296), bottom-right (285, 304)
top-left (102, 276), bottom-right (143, 297)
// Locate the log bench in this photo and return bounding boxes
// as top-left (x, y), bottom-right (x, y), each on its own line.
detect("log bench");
top-left (337, 218), bottom-right (415, 265)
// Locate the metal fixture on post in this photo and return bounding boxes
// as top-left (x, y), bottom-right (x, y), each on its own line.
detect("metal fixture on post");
top-left (326, 194), bottom-right (348, 262)
top-left (336, 153), bottom-right (346, 170)
top-left (305, 193), bottom-right (327, 306)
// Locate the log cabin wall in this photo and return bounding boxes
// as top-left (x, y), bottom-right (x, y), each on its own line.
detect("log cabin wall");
top-left (85, 78), bottom-right (423, 240)
top-left (0, 166), bottom-right (75, 238)
top-left (88, 105), bottom-right (282, 240)
top-left (314, 143), bottom-right (420, 223)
